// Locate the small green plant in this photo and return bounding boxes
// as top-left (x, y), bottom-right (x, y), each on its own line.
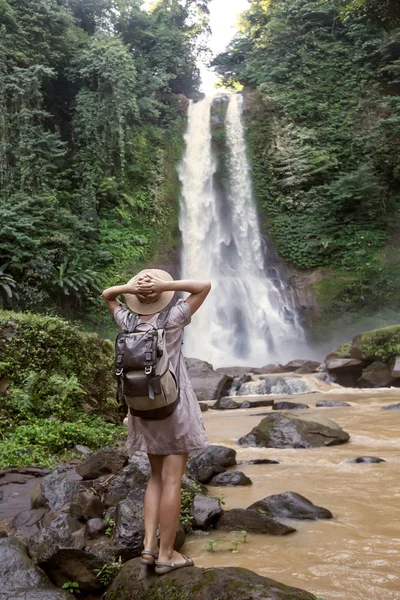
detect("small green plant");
top-left (94, 556), bottom-right (122, 585)
top-left (104, 514), bottom-right (115, 537)
top-left (180, 481), bottom-right (202, 531)
top-left (218, 493), bottom-right (226, 506)
top-left (205, 539), bottom-right (219, 552)
top-left (241, 530), bottom-right (249, 543)
top-left (62, 581), bottom-right (81, 595)
top-left (229, 538), bottom-right (242, 553)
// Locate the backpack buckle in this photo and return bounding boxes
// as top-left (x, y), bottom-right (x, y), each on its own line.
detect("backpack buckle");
top-left (145, 366), bottom-right (152, 376)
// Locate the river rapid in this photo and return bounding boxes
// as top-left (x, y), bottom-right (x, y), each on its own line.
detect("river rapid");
top-left (185, 389), bottom-right (400, 600)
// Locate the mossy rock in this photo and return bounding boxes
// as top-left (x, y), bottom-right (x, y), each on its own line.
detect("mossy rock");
top-left (351, 325), bottom-right (400, 363)
top-left (327, 325), bottom-right (400, 364)
top-left (105, 558), bottom-right (317, 600)
top-left (0, 310), bottom-right (118, 420)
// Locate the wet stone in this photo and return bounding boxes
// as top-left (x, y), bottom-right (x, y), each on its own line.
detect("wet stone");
top-left (248, 491), bottom-right (333, 520)
top-left (187, 445), bottom-right (237, 483)
top-left (191, 495), bottom-right (223, 529)
top-left (76, 448), bottom-right (129, 480)
top-left (316, 400), bottom-right (351, 408)
top-left (273, 401), bottom-right (309, 410)
top-left (350, 456), bottom-right (386, 463)
top-left (85, 518), bottom-right (107, 539)
top-left (382, 403), bottom-right (400, 411)
top-left (215, 508), bottom-right (295, 536)
top-left (209, 471), bottom-right (252, 487)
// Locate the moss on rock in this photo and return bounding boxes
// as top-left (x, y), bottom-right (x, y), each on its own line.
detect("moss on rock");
top-left (352, 325), bottom-right (400, 362)
top-left (106, 558), bottom-right (317, 600)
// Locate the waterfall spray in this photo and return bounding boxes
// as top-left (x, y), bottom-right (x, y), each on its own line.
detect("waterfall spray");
top-left (179, 94), bottom-right (305, 367)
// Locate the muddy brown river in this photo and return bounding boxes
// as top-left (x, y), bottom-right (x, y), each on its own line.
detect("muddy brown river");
top-left (185, 390), bottom-right (400, 600)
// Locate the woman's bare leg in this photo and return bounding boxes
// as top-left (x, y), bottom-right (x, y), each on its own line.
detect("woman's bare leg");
top-left (157, 453), bottom-right (189, 564)
top-left (143, 454), bottom-right (164, 559)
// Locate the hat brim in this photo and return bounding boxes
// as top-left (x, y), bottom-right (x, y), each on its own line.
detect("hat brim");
top-left (124, 269), bottom-right (175, 315)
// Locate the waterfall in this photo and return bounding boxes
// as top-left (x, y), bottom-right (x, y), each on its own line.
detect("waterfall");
top-left (178, 94), bottom-right (305, 368)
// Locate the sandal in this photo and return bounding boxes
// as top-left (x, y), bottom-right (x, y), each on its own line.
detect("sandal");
top-left (155, 554), bottom-right (194, 575)
top-left (141, 550), bottom-right (158, 566)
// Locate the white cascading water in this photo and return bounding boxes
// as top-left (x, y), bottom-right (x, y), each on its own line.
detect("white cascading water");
top-left (178, 94), bottom-right (305, 367)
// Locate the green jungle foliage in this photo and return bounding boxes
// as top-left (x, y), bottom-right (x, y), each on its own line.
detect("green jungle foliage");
top-left (213, 0), bottom-right (400, 317)
top-left (0, 309), bottom-right (125, 467)
top-left (0, 0), bottom-right (210, 323)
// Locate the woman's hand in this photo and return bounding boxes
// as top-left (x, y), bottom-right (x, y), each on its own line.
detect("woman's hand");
top-left (136, 273), bottom-right (167, 295)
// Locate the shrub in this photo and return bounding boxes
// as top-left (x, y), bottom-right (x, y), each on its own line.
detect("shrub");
top-left (0, 310), bottom-right (118, 422)
top-left (0, 415), bottom-right (125, 468)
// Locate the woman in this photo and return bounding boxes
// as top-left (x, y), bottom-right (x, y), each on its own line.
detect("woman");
top-left (102, 269), bottom-right (210, 574)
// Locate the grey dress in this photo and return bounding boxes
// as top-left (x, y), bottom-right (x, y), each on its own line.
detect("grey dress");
top-left (113, 300), bottom-right (209, 455)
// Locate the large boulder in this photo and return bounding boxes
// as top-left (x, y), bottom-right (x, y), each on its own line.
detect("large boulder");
top-left (105, 559), bottom-right (316, 600)
top-left (212, 397), bottom-right (240, 410)
top-left (28, 514), bottom-right (86, 564)
top-left (185, 358), bottom-right (233, 401)
top-left (248, 492), bottom-right (333, 520)
top-left (76, 448), bottom-right (129, 480)
top-left (325, 325), bottom-right (400, 387)
top-left (0, 536), bottom-right (70, 599)
top-left (32, 468), bottom-right (80, 511)
top-left (191, 495), bottom-right (223, 529)
top-left (239, 412), bottom-right (350, 449)
top-left (358, 361), bottom-right (394, 387)
top-left (215, 508), bottom-right (295, 535)
top-left (209, 471), bottom-right (252, 487)
top-left (187, 445), bottom-right (236, 483)
top-left (69, 490), bottom-right (105, 521)
top-left (110, 498), bottom-right (145, 561)
top-left (12, 508), bottom-right (48, 541)
top-left (39, 549), bottom-right (105, 594)
top-left (102, 459), bottom-right (149, 507)
top-left (282, 360), bottom-right (320, 373)
top-left (351, 325), bottom-right (400, 362)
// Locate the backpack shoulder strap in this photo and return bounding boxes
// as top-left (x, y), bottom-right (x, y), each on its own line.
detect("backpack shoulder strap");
top-left (156, 309), bottom-right (170, 330)
top-left (125, 313), bottom-right (139, 333)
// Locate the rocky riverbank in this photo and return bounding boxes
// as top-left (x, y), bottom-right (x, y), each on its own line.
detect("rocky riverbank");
top-left (0, 440), bottom-right (336, 599)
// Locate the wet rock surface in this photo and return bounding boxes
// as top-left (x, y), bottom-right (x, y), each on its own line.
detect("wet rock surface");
top-left (0, 536), bottom-right (70, 599)
top-left (103, 459), bottom-right (149, 507)
top-left (382, 403), bottom-right (400, 410)
top-left (350, 456), bottom-right (386, 463)
top-left (186, 358), bottom-right (233, 402)
top-left (212, 396), bottom-right (240, 410)
top-left (283, 360), bottom-right (320, 373)
top-left (316, 400), bottom-right (351, 407)
top-left (239, 412), bottom-right (350, 448)
top-left (248, 491), bottom-right (333, 520)
top-left (209, 471), bottom-right (252, 486)
top-left (215, 508), bottom-right (296, 535)
top-left (359, 361), bottom-right (394, 387)
top-left (105, 558), bottom-right (316, 600)
top-left (76, 448), bottom-right (129, 480)
top-left (111, 498), bottom-right (145, 561)
top-left (187, 445), bottom-right (237, 483)
top-left (273, 401), bottom-right (309, 410)
top-left (191, 494), bottom-right (223, 529)
top-left (33, 468), bottom-right (81, 512)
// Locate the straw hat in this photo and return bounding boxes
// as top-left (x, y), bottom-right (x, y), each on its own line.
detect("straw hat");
top-left (125, 269), bottom-right (174, 315)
